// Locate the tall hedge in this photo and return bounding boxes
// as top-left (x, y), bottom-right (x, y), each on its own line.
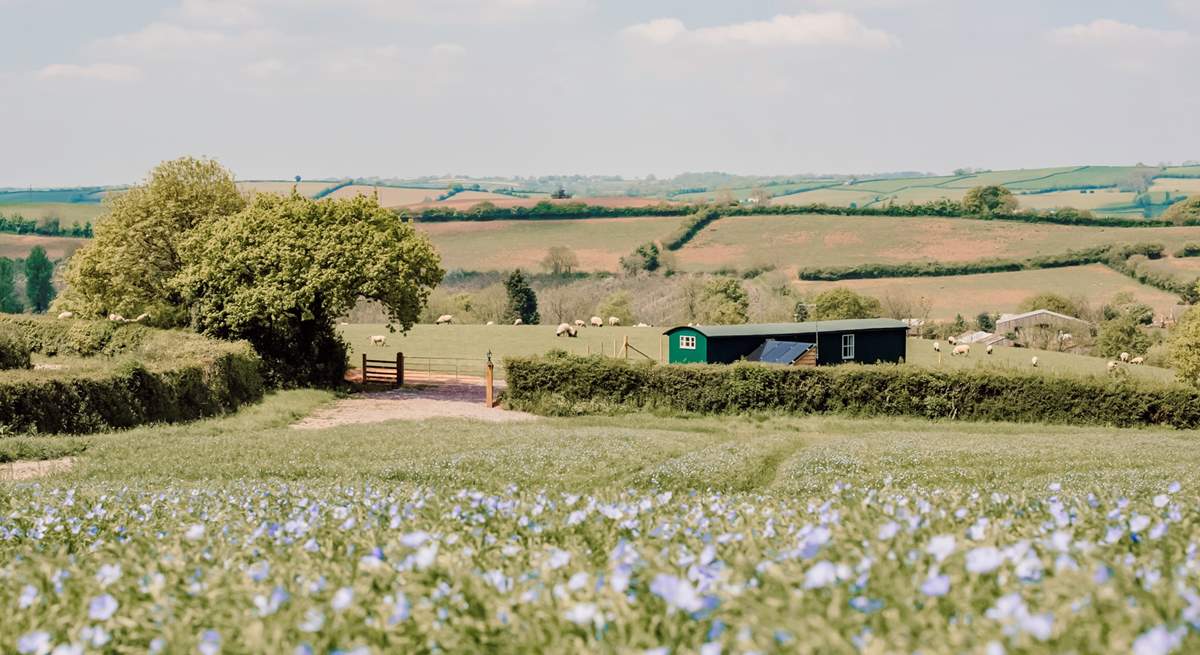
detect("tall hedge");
top-left (0, 317), bottom-right (265, 434)
top-left (504, 354), bottom-right (1200, 429)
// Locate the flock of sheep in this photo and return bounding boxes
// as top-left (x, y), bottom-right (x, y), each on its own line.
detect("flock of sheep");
top-left (366, 315), bottom-right (654, 347)
top-left (56, 310), bottom-right (151, 324)
top-left (933, 337), bottom-right (1145, 372)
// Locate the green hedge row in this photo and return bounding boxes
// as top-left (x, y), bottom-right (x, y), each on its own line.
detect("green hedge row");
top-left (504, 354), bottom-right (1200, 429)
top-left (0, 317), bottom-right (265, 434)
top-left (662, 208), bottom-right (722, 251)
top-left (1175, 243), bottom-right (1200, 258)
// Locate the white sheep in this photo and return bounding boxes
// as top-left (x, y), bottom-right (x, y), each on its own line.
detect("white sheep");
top-left (486, 321), bottom-right (496, 326)
top-left (933, 341), bottom-right (941, 353)
top-left (590, 316), bottom-right (603, 328)
top-left (986, 345), bottom-right (994, 355)
top-left (635, 322), bottom-right (651, 328)
top-left (1130, 356), bottom-right (1145, 365)
top-left (513, 318), bottom-right (523, 326)
top-left (948, 336), bottom-right (957, 345)
top-left (574, 320), bottom-right (586, 328)
top-left (134, 313), bottom-right (151, 323)
top-left (57, 311), bottom-right (74, 320)
top-left (555, 323), bottom-right (572, 337)
top-left (436, 314), bottom-right (453, 325)
top-left (608, 316), bottom-right (621, 327)
top-left (1031, 356), bottom-right (1039, 368)
top-left (369, 335), bottom-right (387, 347)
top-left (1107, 361), bottom-right (1120, 373)
top-left (108, 313), bottom-right (126, 323)
top-left (1119, 352), bottom-right (1131, 363)
top-left (951, 344), bottom-right (970, 357)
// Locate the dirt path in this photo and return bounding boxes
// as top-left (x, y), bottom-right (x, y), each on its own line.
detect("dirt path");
top-left (292, 381), bottom-right (535, 430)
top-left (1, 456), bottom-right (76, 481)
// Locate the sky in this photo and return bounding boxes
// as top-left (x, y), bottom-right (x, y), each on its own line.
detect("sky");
top-left (1, 0), bottom-right (1198, 186)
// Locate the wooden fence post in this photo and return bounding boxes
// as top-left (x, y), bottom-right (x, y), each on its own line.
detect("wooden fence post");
top-left (397, 352), bottom-right (404, 386)
top-left (485, 361), bottom-right (495, 408)
top-left (362, 353), bottom-right (367, 384)
top-left (622, 335), bottom-right (629, 359)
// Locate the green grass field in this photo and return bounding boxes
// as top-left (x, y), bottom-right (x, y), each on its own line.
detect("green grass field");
top-left (4, 389), bottom-right (1200, 652)
top-left (237, 181), bottom-right (339, 197)
top-left (673, 213), bottom-right (1200, 273)
top-left (0, 202), bottom-right (106, 224)
top-left (1015, 189), bottom-right (1136, 212)
top-left (417, 215), bottom-right (687, 272)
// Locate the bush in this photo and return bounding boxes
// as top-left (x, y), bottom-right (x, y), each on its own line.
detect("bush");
top-left (1175, 243), bottom-right (1200, 258)
top-left (505, 354), bottom-right (1200, 429)
top-left (0, 325), bottom-right (31, 370)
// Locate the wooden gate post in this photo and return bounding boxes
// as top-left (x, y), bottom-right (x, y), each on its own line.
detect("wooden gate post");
top-left (485, 352), bottom-right (495, 408)
top-left (362, 353), bottom-right (367, 384)
top-left (396, 352), bottom-right (404, 386)
top-left (622, 335), bottom-right (629, 360)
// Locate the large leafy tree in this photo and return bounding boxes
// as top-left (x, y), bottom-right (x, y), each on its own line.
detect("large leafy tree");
top-left (810, 288), bottom-right (882, 321)
top-left (60, 157), bottom-right (245, 324)
top-left (1097, 314), bottom-right (1151, 358)
top-left (698, 278), bottom-right (749, 325)
top-left (962, 185), bottom-right (1018, 215)
top-left (503, 270), bottom-right (539, 325)
top-left (24, 246), bottom-right (56, 313)
top-left (1170, 306), bottom-right (1200, 387)
top-left (0, 258), bottom-right (22, 313)
top-left (174, 193), bottom-right (443, 387)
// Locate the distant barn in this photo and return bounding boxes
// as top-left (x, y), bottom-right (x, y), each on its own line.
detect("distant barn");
top-left (996, 310), bottom-right (1092, 336)
top-left (664, 319), bottom-right (908, 366)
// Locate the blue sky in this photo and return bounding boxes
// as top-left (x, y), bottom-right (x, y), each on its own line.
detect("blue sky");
top-left (2, 0), bottom-right (1198, 185)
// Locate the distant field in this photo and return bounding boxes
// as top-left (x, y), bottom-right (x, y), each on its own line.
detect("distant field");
top-left (937, 167), bottom-right (1080, 188)
top-left (793, 263), bottom-right (1182, 320)
top-left (674, 181), bottom-right (834, 203)
top-left (1006, 166), bottom-right (1158, 191)
top-left (0, 202), bottom-right (106, 224)
top-left (0, 233), bottom-right (90, 260)
top-left (673, 213), bottom-right (1200, 272)
top-left (1161, 165), bottom-right (1200, 177)
top-left (844, 175), bottom-right (962, 193)
top-left (1016, 189), bottom-right (1135, 211)
top-left (236, 181), bottom-right (336, 197)
top-left (417, 215), bottom-right (687, 272)
top-left (1150, 178), bottom-right (1200, 194)
top-left (328, 184), bottom-right (439, 207)
top-left (1142, 256), bottom-right (1200, 278)
top-left (772, 187), bottom-right (884, 207)
top-left (864, 186), bottom-right (965, 206)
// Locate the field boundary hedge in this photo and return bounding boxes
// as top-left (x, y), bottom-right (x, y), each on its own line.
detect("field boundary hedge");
top-left (0, 317), bottom-right (264, 434)
top-left (504, 354), bottom-right (1200, 429)
top-left (662, 209), bottom-right (722, 251)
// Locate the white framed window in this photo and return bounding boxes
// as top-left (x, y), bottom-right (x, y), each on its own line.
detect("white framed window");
top-left (679, 335), bottom-right (697, 350)
top-left (841, 334), bottom-right (855, 360)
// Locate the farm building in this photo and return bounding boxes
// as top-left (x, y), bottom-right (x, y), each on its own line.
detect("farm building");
top-left (664, 319), bottom-right (908, 366)
top-left (995, 310), bottom-right (1092, 337)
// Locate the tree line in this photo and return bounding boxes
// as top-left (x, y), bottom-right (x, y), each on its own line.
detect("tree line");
top-left (0, 246), bottom-right (56, 314)
top-left (0, 213), bottom-right (94, 237)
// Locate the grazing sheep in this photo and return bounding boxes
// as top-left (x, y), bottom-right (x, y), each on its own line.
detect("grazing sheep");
top-left (951, 344), bottom-right (970, 357)
top-left (933, 341), bottom-right (941, 353)
top-left (1119, 352), bottom-right (1131, 363)
top-left (608, 316), bottom-right (621, 327)
top-left (436, 314), bottom-right (453, 325)
top-left (486, 321), bottom-right (496, 325)
top-left (57, 311), bottom-right (74, 320)
top-left (108, 313), bottom-right (126, 323)
top-left (555, 323), bottom-right (572, 337)
top-left (1031, 356), bottom-right (1039, 368)
top-left (1107, 361), bottom-right (1120, 373)
top-left (948, 336), bottom-right (957, 345)
top-left (513, 318), bottom-right (523, 326)
top-left (590, 316), bottom-right (603, 328)
top-left (134, 313), bottom-right (151, 323)
top-left (574, 320), bottom-right (586, 328)
top-left (1130, 356), bottom-right (1145, 365)
top-left (986, 345), bottom-right (994, 355)
top-left (369, 335), bottom-right (387, 347)
top-left (635, 322), bottom-right (651, 328)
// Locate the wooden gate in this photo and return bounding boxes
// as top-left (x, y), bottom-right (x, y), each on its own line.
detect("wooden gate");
top-left (362, 353), bottom-right (404, 386)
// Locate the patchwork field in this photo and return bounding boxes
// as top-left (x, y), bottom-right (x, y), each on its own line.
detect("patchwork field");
top-left (327, 185), bottom-right (440, 207)
top-left (236, 181), bottom-right (338, 197)
top-left (1142, 256), bottom-right (1200, 278)
top-left (0, 233), bottom-right (90, 260)
top-left (793, 264), bottom-right (1182, 320)
top-left (1014, 189), bottom-right (1136, 212)
top-left (673, 213), bottom-right (1200, 272)
top-left (4, 390), bottom-right (1199, 651)
top-left (0, 202), bottom-right (106, 224)
top-left (416, 215), bottom-right (687, 272)
top-left (1150, 177), bottom-right (1200, 194)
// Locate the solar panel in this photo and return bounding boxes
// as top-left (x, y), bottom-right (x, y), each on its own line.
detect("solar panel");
top-left (748, 340), bottom-right (814, 364)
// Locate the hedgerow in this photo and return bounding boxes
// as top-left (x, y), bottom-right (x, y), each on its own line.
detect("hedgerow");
top-left (796, 246), bottom-right (1116, 281)
top-left (505, 353), bottom-right (1200, 429)
top-left (662, 208), bottom-right (721, 251)
top-left (0, 324), bottom-right (31, 370)
top-left (0, 316), bottom-right (264, 434)
top-left (1175, 243), bottom-right (1200, 258)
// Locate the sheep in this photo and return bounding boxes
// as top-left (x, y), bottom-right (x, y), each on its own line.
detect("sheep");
top-left (513, 318), bottom-right (523, 326)
top-left (933, 341), bottom-right (941, 353)
top-left (574, 320), bottom-right (586, 328)
top-left (133, 313), bottom-right (151, 323)
top-left (948, 336), bottom-right (957, 345)
top-left (436, 314), bottom-right (454, 325)
top-left (590, 316), bottom-right (603, 328)
top-left (57, 311), bottom-right (74, 320)
top-left (108, 313), bottom-right (126, 323)
top-left (486, 321), bottom-right (496, 326)
top-left (1031, 356), bottom-right (1039, 368)
top-left (608, 316), bottom-right (621, 327)
top-left (1119, 352), bottom-right (1131, 363)
top-left (635, 322), bottom-right (651, 328)
top-left (369, 335), bottom-right (387, 347)
top-left (951, 344), bottom-right (970, 357)
top-left (555, 323), bottom-right (573, 337)
top-left (986, 344), bottom-right (994, 355)
top-left (1107, 361), bottom-right (1120, 373)
top-left (1130, 356), bottom-right (1145, 365)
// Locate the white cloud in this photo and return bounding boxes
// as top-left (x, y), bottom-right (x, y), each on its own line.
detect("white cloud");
top-left (242, 58), bottom-right (285, 78)
top-left (1049, 19), bottom-right (1193, 48)
top-left (36, 63), bottom-right (143, 82)
top-left (621, 12), bottom-right (898, 49)
top-left (93, 22), bottom-right (230, 53)
top-left (178, 0), bottom-right (262, 25)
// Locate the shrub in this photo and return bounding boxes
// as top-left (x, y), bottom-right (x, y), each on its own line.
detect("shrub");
top-left (810, 288), bottom-right (882, 320)
top-left (505, 354), bottom-right (1200, 429)
top-left (1175, 243), bottom-right (1200, 258)
top-left (0, 324), bottom-right (31, 370)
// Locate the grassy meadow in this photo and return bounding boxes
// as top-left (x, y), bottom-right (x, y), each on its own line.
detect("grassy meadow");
top-left (0, 201), bottom-right (106, 224)
top-left (416, 215), bottom-right (688, 272)
top-left (236, 181), bottom-right (339, 197)
top-left (0, 233), bottom-right (90, 260)
top-left (328, 185), bottom-right (440, 207)
top-left (4, 390), bottom-right (1200, 652)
